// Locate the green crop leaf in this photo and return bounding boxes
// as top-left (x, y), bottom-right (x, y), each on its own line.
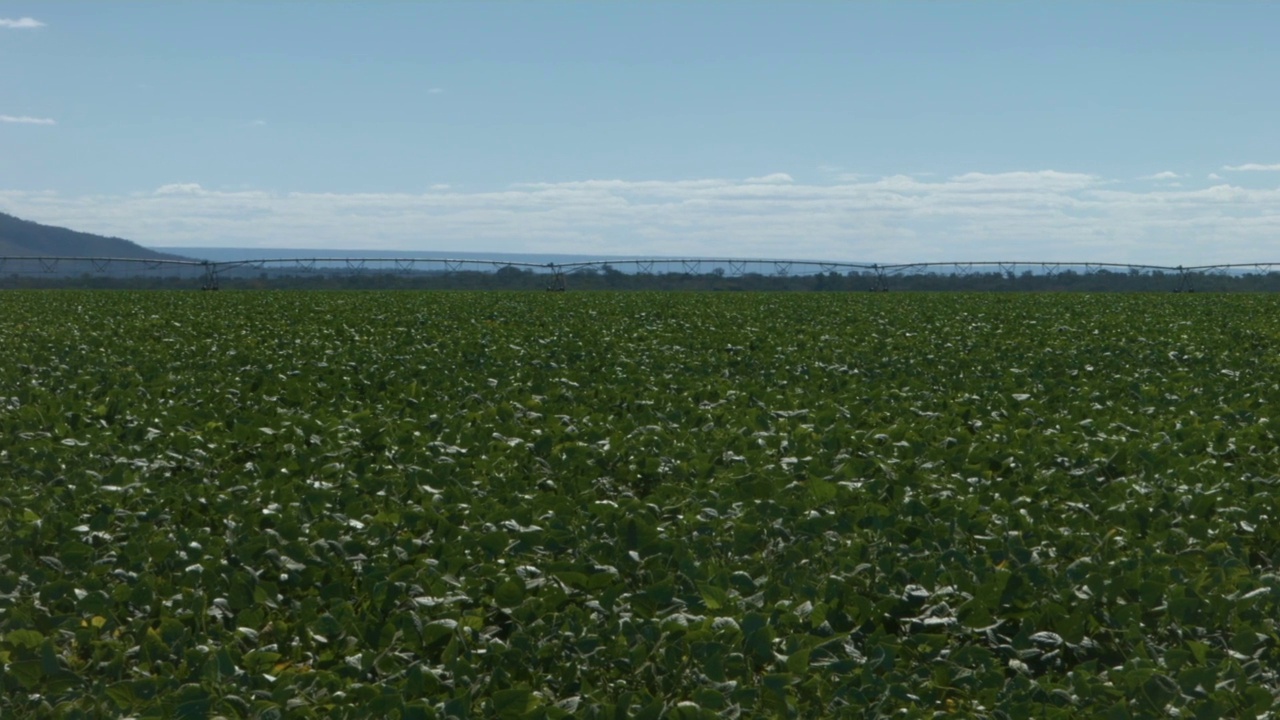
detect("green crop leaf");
top-left (697, 583), bottom-right (729, 611)
top-left (490, 686), bottom-right (533, 719)
top-left (5, 630), bottom-right (44, 650)
top-left (6, 660), bottom-right (43, 690)
top-left (421, 619), bottom-right (458, 647)
top-left (174, 684), bottom-right (213, 719)
top-left (494, 579), bottom-right (526, 608)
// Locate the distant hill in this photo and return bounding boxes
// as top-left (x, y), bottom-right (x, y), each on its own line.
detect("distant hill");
top-left (0, 212), bottom-right (190, 261)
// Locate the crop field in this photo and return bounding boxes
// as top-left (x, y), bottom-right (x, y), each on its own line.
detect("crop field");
top-left (3, 291), bottom-right (1280, 719)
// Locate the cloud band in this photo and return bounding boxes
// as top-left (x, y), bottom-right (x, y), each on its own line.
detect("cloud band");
top-left (2, 171), bottom-right (1279, 265)
top-left (0, 115), bottom-right (56, 125)
top-left (1222, 163), bottom-right (1280, 172)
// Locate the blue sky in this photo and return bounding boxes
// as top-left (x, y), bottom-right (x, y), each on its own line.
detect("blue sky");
top-left (3, 1), bottom-right (1280, 262)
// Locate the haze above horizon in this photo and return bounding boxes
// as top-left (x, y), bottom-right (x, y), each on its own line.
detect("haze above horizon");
top-left (3, 1), bottom-right (1280, 265)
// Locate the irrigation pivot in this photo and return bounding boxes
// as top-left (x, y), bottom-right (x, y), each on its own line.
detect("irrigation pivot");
top-left (3, 255), bottom-right (1280, 291)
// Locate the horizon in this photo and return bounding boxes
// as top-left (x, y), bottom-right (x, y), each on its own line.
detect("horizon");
top-left (3, 2), bottom-right (1280, 265)
top-left (146, 246), bottom-right (1280, 270)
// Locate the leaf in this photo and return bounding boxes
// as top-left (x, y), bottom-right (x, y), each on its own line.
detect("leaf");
top-left (174, 684), bottom-right (213, 719)
top-left (403, 701), bottom-right (438, 720)
top-left (491, 686), bottom-right (533, 719)
top-left (422, 619), bottom-right (458, 646)
top-left (786, 647), bottom-right (811, 674)
top-left (6, 660), bottom-right (42, 689)
top-left (1188, 640), bottom-right (1210, 665)
top-left (697, 583), bottom-right (729, 611)
top-left (105, 682), bottom-right (137, 710)
top-left (5, 629), bottom-right (44, 649)
top-left (494, 579), bottom-right (526, 608)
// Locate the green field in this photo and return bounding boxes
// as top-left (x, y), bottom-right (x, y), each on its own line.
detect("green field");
top-left (2, 291), bottom-right (1279, 718)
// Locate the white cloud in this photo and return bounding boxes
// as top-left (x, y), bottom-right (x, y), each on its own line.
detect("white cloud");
top-left (1222, 163), bottom-right (1280, 172)
top-left (429, 184), bottom-right (451, 191)
top-left (247, 119), bottom-right (267, 127)
top-left (0, 115), bottom-right (55, 125)
top-left (3, 170), bottom-right (1280, 264)
top-left (946, 170), bottom-right (1099, 192)
top-left (1207, 173), bottom-right (1222, 180)
top-left (154, 183), bottom-right (207, 196)
top-left (0, 17), bottom-right (43, 29)
top-left (744, 173), bottom-right (793, 184)
top-left (1140, 171), bottom-right (1181, 180)
top-left (428, 88), bottom-right (444, 94)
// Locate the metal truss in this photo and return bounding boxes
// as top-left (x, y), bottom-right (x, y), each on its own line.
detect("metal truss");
top-left (4, 256), bottom-right (1280, 291)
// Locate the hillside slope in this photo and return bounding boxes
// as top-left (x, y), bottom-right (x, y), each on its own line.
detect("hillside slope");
top-left (0, 212), bottom-right (190, 260)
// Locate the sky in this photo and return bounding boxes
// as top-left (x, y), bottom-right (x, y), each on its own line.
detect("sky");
top-left (3, 1), bottom-right (1280, 263)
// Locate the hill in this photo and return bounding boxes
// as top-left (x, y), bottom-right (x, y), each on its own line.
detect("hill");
top-left (0, 212), bottom-right (190, 261)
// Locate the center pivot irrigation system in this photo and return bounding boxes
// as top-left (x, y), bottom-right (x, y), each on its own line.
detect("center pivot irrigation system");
top-left (4, 255), bottom-right (1280, 291)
